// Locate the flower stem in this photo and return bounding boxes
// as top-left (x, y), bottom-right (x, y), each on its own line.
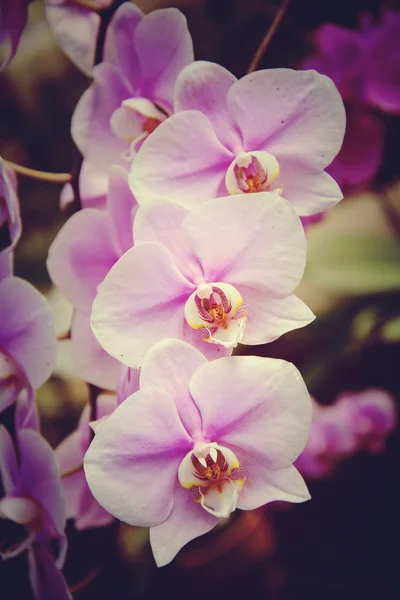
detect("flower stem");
top-left (74, 0), bottom-right (112, 11)
top-left (247, 0), bottom-right (290, 74)
top-left (61, 462), bottom-right (84, 478)
top-left (4, 160), bottom-right (72, 184)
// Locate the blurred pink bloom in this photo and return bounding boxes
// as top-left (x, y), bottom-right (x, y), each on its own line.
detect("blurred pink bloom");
top-left (0, 0), bottom-right (30, 70)
top-left (56, 394), bottom-right (118, 530)
top-left (71, 4), bottom-right (194, 170)
top-left (45, 0), bottom-right (114, 75)
top-left (0, 425), bottom-right (69, 599)
top-left (295, 389), bottom-right (397, 479)
top-left (91, 193), bottom-right (314, 370)
top-left (131, 62), bottom-right (345, 217)
top-left (84, 339), bottom-right (311, 566)
top-left (326, 104), bottom-right (385, 189)
top-left (47, 166), bottom-right (137, 389)
top-left (303, 11), bottom-right (400, 189)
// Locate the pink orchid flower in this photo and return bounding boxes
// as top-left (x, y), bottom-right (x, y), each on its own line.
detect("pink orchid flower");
top-left (56, 394), bottom-right (117, 530)
top-left (130, 61), bottom-right (345, 217)
top-left (71, 4), bottom-right (194, 170)
top-left (0, 425), bottom-right (69, 599)
top-left (47, 166), bottom-right (137, 389)
top-left (295, 389), bottom-right (397, 479)
top-left (84, 339), bottom-right (311, 567)
top-left (90, 193), bottom-right (314, 370)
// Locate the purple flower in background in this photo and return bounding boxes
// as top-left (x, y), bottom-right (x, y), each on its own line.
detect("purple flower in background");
top-left (0, 425), bottom-right (69, 599)
top-left (56, 394), bottom-right (118, 530)
top-left (0, 158), bottom-right (21, 259)
top-left (45, 0), bottom-right (114, 75)
top-left (303, 11), bottom-right (400, 189)
top-left (1, 276), bottom-right (57, 428)
top-left (0, 0), bottom-right (30, 70)
top-left (47, 166), bottom-right (137, 389)
top-left (295, 389), bottom-right (397, 479)
top-left (305, 11), bottom-right (400, 113)
top-left (71, 4), bottom-right (194, 170)
top-left (131, 62), bottom-right (345, 217)
top-left (85, 339), bottom-right (311, 566)
top-left (91, 193), bottom-right (314, 369)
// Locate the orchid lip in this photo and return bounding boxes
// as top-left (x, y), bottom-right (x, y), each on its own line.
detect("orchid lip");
top-left (225, 150), bottom-right (281, 195)
top-left (110, 97), bottom-right (166, 143)
top-left (178, 443), bottom-right (246, 519)
top-left (184, 282), bottom-right (248, 348)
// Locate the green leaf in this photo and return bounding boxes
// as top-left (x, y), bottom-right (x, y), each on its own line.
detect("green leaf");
top-left (306, 235), bottom-right (400, 295)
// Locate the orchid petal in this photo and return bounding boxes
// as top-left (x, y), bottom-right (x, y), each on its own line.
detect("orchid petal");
top-left (47, 209), bottom-right (120, 313)
top-left (134, 201), bottom-right (200, 281)
top-left (189, 356), bottom-right (311, 469)
top-left (45, 1), bottom-right (99, 75)
top-left (0, 425), bottom-right (18, 493)
top-left (236, 463), bottom-right (310, 510)
top-left (91, 243), bottom-right (194, 369)
top-left (18, 429), bottom-right (66, 538)
top-left (0, 277), bottom-right (56, 389)
top-left (240, 290), bottom-right (315, 345)
top-left (71, 62), bottom-right (132, 170)
top-left (140, 339), bottom-right (205, 437)
top-left (103, 2), bottom-right (144, 86)
top-left (71, 312), bottom-right (121, 390)
top-left (227, 68), bottom-right (345, 171)
top-left (174, 61), bottom-right (240, 151)
top-left (150, 482), bottom-right (218, 567)
top-left (84, 388), bottom-right (192, 527)
top-left (135, 8), bottom-right (194, 113)
top-left (181, 193), bottom-right (306, 297)
top-left (28, 544), bottom-right (70, 600)
top-left (130, 111), bottom-right (232, 207)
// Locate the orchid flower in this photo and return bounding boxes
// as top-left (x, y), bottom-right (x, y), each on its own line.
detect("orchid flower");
top-left (130, 61), bottom-right (345, 217)
top-left (0, 425), bottom-right (69, 599)
top-left (47, 166), bottom-right (137, 389)
top-left (71, 4), bottom-right (194, 170)
top-left (84, 339), bottom-right (311, 566)
top-left (91, 193), bottom-right (314, 369)
top-left (295, 390), bottom-right (397, 479)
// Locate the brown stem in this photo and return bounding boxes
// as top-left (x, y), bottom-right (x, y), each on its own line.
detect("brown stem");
top-left (4, 160), bottom-right (72, 184)
top-left (74, 0), bottom-right (113, 11)
top-left (61, 462), bottom-right (83, 478)
top-left (247, 0), bottom-right (290, 74)
top-left (68, 565), bottom-right (103, 593)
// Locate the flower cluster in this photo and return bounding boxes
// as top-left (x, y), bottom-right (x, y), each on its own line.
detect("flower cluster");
top-left (303, 11), bottom-right (400, 190)
top-left (45, 2), bottom-right (348, 565)
top-left (3, 0), bottom-right (397, 582)
top-left (0, 158), bottom-right (69, 598)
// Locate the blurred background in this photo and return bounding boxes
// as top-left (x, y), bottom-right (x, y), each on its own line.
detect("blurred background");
top-left (1, 0), bottom-right (400, 598)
